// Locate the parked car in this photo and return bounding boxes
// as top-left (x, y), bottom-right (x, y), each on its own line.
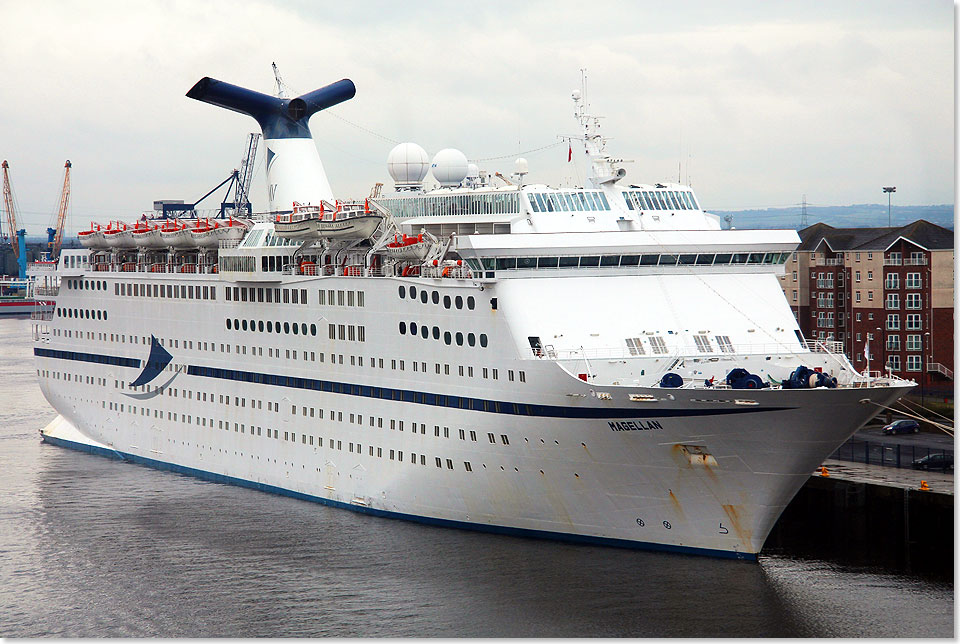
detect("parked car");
top-left (912, 453), bottom-right (954, 472)
top-left (882, 419), bottom-right (920, 435)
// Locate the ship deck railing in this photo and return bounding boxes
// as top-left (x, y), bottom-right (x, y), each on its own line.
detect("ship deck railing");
top-left (89, 262), bottom-right (219, 274)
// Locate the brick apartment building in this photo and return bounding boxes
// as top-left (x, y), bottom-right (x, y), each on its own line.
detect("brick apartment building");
top-left (779, 220), bottom-right (954, 397)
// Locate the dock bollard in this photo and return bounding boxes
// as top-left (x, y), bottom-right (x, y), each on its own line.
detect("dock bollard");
top-left (919, 480), bottom-right (930, 491)
top-left (817, 466), bottom-right (829, 477)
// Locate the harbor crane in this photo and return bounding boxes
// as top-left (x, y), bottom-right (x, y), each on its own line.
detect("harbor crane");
top-left (1, 160), bottom-right (27, 279)
top-left (46, 160), bottom-right (71, 261)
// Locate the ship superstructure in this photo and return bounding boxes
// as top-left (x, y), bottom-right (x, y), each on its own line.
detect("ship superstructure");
top-left (33, 74), bottom-right (913, 559)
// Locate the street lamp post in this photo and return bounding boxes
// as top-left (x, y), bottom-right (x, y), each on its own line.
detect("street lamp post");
top-left (883, 186), bottom-right (896, 226)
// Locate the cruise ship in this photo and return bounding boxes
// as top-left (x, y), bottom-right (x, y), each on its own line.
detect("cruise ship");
top-left (33, 74), bottom-right (913, 559)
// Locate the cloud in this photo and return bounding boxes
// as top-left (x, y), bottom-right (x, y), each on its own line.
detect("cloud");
top-left (0, 0), bottom-right (950, 233)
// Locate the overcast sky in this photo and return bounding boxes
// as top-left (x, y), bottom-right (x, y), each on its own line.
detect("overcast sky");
top-left (0, 0), bottom-right (953, 234)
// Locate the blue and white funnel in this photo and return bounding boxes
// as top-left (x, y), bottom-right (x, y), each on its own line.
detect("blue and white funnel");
top-left (187, 76), bottom-right (356, 213)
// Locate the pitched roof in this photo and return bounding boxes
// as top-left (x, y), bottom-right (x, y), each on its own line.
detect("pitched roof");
top-left (798, 220), bottom-right (953, 252)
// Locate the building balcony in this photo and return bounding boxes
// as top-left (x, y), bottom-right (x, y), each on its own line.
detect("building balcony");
top-left (822, 258), bottom-right (843, 266)
top-left (903, 257), bottom-right (928, 266)
top-left (883, 258), bottom-right (902, 266)
top-left (927, 362), bottom-right (953, 379)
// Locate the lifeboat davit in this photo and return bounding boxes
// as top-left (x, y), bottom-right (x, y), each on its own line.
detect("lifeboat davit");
top-left (191, 217), bottom-right (248, 248)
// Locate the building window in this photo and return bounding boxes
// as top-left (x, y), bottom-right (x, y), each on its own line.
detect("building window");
top-left (867, 271), bottom-right (873, 280)
top-left (855, 313), bottom-right (862, 322)
top-left (906, 355), bottom-right (921, 371)
top-left (906, 272), bottom-right (921, 289)
top-left (886, 314), bottom-right (900, 330)
top-left (855, 291), bottom-right (861, 303)
top-left (886, 335), bottom-right (900, 351)
top-left (884, 273), bottom-right (899, 290)
top-left (905, 293), bottom-right (921, 309)
top-left (886, 355), bottom-right (901, 371)
top-left (855, 270), bottom-right (861, 282)
top-left (906, 314), bottom-right (922, 330)
top-left (906, 334), bottom-right (922, 351)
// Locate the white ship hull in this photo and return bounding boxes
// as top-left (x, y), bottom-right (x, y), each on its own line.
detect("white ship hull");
top-left (34, 270), bottom-right (910, 559)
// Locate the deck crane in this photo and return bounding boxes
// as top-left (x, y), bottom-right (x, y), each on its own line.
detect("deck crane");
top-left (1, 160), bottom-right (27, 279)
top-left (46, 160), bottom-right (71, 261)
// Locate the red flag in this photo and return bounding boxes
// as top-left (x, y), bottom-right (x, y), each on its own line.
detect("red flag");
top-left (568, 143), bottom-right (572, 162)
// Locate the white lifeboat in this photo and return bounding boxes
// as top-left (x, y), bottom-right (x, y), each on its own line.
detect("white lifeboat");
top-left (191, 217), bottom-right (248, 248)
top-left (384, 233), bottom-right (431, 260)
top-left (131, 220), bottom-right (166, 249)
top-left (103, 222), bottom-right (136, 249)
top-left (159, 219), bottom-right (196, 249)
top-left (274, 201), bottom-right (383, 241)
top-left (78, 223), bottom-right (109, 250)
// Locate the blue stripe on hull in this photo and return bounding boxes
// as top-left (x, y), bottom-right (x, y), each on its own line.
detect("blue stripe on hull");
top-left (41, 432), bottom-right (756, 562)
top-left (34, 347), bottom-right (790, 420)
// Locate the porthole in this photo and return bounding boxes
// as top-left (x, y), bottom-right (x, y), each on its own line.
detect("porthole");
top-left (258, 321), bottom-right (264, 332)
top-left (432, 291), bottom-right (439, 304)
top-left (301, 323), bottom-right (307, 335)
top-left (467, 296), bottom-right (475, 310)
top-left (398, 285), bottom-right (406, 299)
top-left (433, 326), bottom-right (440, 340)
top-left (267, 321), bottom-right (273, 333)
top-left (455, 296), bottom-right (463, 309)
top-left (96, 310), bottom-right (102, 320)
top-left (443, 295), bottom-right (451, 309)
top-left (410, 286), bottom-right (417, 299)
top-left (444, 331), bottom-right (452, 345)
top-left (480, 333), bottom-right (488, 348)
top-left (310, 323), bottom-right (317, 336)
top-left (249, 319), bottom-right (255, 331)
top-left (234, 318), bottom-right (239, 330)
top-left (399, 321), bottom-right (407, 335)
top-left (467, 333), bottom-right (476, 347)
top-left (410, 322), bottom-right (418, 335)
top-left (275, 320), bottom-right (281, 333)
top-left (242, 319), bottom-right (248, 331)
top-left (283, 322), bottom-right (290, 334)
top-left (420, 325), bottom-right (428, 339)
top-left (103, 311), bottom-right (107, 320)
top-left (292, 323), bottom-right (299, 335)
top-left (455, 332), bottom-right (463, 346)
top-left (420, 290), bottom-right (428, 304)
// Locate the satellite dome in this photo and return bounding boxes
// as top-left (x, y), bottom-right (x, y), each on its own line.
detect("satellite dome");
top-left (431, 148), bottom-right (468, 187)
top-left (387, 142), bottom-right (429, 188)
top-left (466, 163), bottom-right (479, 179)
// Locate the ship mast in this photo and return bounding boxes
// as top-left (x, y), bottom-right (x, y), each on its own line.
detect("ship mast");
top-left (571, 71), bottom-right (628, 187)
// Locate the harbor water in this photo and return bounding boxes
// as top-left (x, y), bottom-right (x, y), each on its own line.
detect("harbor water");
top-left (0, 317), bottom-right (952, 637)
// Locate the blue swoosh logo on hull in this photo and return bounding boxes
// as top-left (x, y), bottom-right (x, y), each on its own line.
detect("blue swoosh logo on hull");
top-left (129, 335), bottom-right (173, 387)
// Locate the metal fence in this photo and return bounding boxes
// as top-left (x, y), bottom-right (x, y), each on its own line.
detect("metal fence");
top-left (831, 437), bottom-right (953, 470)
